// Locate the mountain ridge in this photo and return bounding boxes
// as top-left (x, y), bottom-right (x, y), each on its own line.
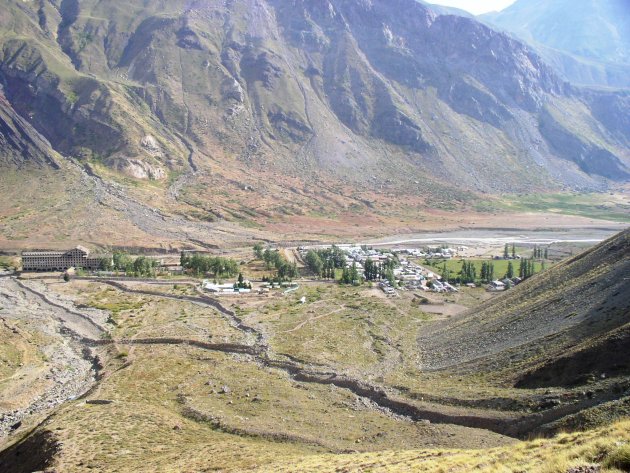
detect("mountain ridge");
top-left (0, 0), bottom-right (628, 223)
top-left (481, 0), bottom-right (630, 89)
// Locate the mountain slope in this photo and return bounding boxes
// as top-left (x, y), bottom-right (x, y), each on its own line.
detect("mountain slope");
top-left (0, 0), bottom-right (628, 220)
top-left (482, 0), bottom-right (630, 88)
top-left (418, 228), bottom-right (630, 387)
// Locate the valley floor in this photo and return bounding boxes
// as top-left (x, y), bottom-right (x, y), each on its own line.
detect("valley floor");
top-left (0, 229), bottom-right (628, 473)
top-left (0, 164), bottom-right (628, 253)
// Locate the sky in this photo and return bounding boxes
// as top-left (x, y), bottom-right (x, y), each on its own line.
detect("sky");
top-left (427, 0), bottom-right (517, 15)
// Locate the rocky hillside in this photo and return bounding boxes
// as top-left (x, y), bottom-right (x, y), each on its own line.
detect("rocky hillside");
top-left (0, 0), bottom-right (629, 200)
top-left (418, 228), bottom-right (630, 388)
top-left (482, 0), bottom-right (630, 89)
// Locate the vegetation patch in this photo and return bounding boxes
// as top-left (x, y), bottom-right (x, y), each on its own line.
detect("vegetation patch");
top-left (487, 192), bottom-right (630, 223)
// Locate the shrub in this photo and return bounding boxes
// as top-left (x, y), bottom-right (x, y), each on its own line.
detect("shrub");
top-left (604, 444), bottom-right (630, 471)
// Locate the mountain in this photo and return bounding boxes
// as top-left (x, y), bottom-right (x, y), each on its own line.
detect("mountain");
top-left (419, 1), bottom-right (474, 18)
top-left (0, 0), bottom-right (629, 233)
top-left (482, 0), bottom-right (630, 89)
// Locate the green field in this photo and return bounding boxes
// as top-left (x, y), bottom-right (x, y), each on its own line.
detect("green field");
top-left (476, 192), bottom-right (630, 223)
top-left (425, 258), bottom-right (546, 281)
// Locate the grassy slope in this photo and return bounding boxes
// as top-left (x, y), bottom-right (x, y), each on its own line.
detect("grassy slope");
top-left (256, 419), bottom-right (630, 473)
top-left (477, 191), bottom-right (630, 223)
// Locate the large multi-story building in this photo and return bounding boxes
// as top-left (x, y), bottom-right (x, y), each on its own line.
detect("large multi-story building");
top-left (21, 246), bottom-right (108, 272)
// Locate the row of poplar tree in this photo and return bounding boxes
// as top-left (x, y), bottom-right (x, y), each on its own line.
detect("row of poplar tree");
top-left (442, 258), bottom-right (543, 284)
top-left (504, 243), bottom-right (549, 259)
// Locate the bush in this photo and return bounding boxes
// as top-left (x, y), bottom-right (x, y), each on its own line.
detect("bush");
top-left (604, 444), bottom-right (630, 471)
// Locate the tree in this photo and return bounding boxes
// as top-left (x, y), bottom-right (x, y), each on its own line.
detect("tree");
top-left (364, 258), bottom-right (380, 281)
top-left (305, 250), bottom-right (324, 276)
top-left (113, 251), bottom-right (133, 272)
top-left (460, 261), bottom-right (477, 284)
top-left (480, 262), bottom-right (495, 283)
top-left (544, 247), bottom-right (549, 259)
top-left (511, 244), bottom-right (516, 258)
top-left (503, 243), bottom-right (509, 259)
top-left (277, 261), bottom-right (298, 281)
top-left (99, 257), bottom-right (113, 271)
top-left (340, 267), bottom-right (351, 285)
top-left (350, 262), bottom-right (360, 285)
top-left (180, 251), bottom-right (189, 268)
top-left (253, 243), bottom-right (264, 260)
top-left (506, 261), bottom-right (514, 279)
top-left (132, 256), bottom-right (158, 277)
top-left (262, 248), bottom-right (275, 269)
top-left (441, 263), bottom-right (450, 283)
top-left (63, 272), bottom-right (70, 282)
top-left (528, 258), bottom-right (536, 278)
top-left (385, 268), bottom-right (397, 287)
top-left (181, 254), bottom-right (239, 278)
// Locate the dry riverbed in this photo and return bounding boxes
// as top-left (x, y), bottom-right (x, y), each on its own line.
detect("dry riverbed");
top-left (0, 277), bottom-right (107, 440)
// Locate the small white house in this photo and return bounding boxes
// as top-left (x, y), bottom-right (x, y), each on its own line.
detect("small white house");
top-left (202, 281), bottom-right (236, 293)
top-left (489, 280), bottom-right (506, 291)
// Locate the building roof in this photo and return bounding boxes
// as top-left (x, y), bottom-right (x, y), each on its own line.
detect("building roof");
top-left (22, 246), bottom-right (92, 257)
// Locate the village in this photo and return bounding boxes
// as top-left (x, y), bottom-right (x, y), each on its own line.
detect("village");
top-left (296, 244), bottom-right (528, 297)
top-left (7, 239), bottom-right (549, 301)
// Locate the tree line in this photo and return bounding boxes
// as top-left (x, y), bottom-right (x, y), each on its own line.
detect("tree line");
top-left (504, 243), bottom-right (548, 259)
top-left (303, 247), bottom-right (399, 286)
top-left (180, 252), bottom-right (239, 278)
top-left (253, 244), bottom-right (299, 282)
top-left (442, 258), bottom-right (540, 285)
top-left (363, 258), bottom-right (396, 286)
top-left (533, 245), bottom-right (548, 259)
top-left (303, 246), bottom-right (347, 280)
top-left (102, 251), bottom-right (160, 277)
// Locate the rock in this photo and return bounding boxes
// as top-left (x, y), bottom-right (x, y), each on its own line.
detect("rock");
top-left (220, 385), bottom-right (231, 394)
top-left (222, 79), bottom-right (245, 103)
top-left (140, 135), bottom-right (162, 157)
top-left (567, 465), bottom-right (601, 473)
top-left (114, 158), bottom-right (167, 181)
